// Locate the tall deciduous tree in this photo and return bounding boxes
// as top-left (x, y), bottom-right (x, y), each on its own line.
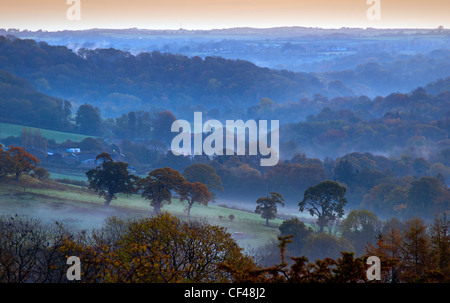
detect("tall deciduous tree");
top-left (139, 167), bottom-right (185, 214)
top-left (179, 181), bottom-right (211, 218)
top-left (299, 180), bottom-right (348, 232)
top-left (86, 153), bottom-right (137, 206)
top-left (255, 192), bottom-right (285, 226)
top-left (183, 163), bottom-right (223, 200)
top-left (7, 146), bottom-right (39, 181)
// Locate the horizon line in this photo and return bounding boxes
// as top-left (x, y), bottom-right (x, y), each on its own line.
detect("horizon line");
top-left (2, 25), bottom-right (448, 33)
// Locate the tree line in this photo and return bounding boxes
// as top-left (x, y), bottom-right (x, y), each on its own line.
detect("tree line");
top-left (232, 212), bottom-right (449, 283)
top-left (1, 147), bottom-right (448, 283)
top-left (85, 153), bottom-right (214, 218)
top-left (1, 138), bottom-right (448, 221)
top-left (0, 35), bottom-right (329, 119)
top-left (0, 211), bottom-right (448, 283)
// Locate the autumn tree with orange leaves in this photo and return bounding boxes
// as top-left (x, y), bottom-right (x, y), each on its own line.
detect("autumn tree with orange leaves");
top-left (138, 167), bottom-right (186, 214)
top-left (0, 145), bottom-right (39, 181)
top-left (179, 181), bottom-right (211, 218)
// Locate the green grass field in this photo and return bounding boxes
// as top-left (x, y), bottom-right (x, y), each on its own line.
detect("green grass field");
top-left (0, 122), bottom-right (93, 143)
top-left (0, 177), bottom-right (285, 251)
top-left (48, 170), bottom-right (88, 182)
top-left (0, 121), bottom-right (294, 250)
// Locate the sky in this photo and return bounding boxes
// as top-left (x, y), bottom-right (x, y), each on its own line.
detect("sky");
top-left (0, 0), bottom-right (449, 31)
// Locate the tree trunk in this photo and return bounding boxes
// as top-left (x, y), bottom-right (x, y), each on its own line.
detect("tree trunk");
top-left (318, 216), bottom-right (325, 233)
top-left (187, 200), bottom-right (193, 218)
top-left (319, 224), bottom-right (324, 233)
top-left (266, 218), bottom-right (269, 227)
top-left (104, 194), bottom-right (113, 207)
top-left (153, 202), bottom-right (161, 215)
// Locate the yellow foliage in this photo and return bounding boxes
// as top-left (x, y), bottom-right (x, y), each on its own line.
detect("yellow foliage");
top-left (59, 212), bottom-right (256, 283)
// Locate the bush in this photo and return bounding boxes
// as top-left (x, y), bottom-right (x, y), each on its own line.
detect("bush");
top-left (303, 233), bottom-right (354, 261)
top-left (31, 167), bottom-right (50, 180)
top-left (0, 215), bottom-right (69, 283)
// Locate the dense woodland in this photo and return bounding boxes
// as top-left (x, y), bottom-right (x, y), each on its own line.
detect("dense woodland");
top-left (0, 35), bottom-right (327, 118)
top-left (0, 36), bottom-right (448, 220)
top-left (0, 34), bottom-right (449, 119)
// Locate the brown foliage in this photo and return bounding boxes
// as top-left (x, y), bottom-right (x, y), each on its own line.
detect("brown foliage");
top-left (178, 181), bottom-right (211, 217)
top-left (59, 213), bottom-right (256, 283)
top-left (220, 235), bottom-right (368, 283)
top-left (0, 145), bottom-right (39, 181)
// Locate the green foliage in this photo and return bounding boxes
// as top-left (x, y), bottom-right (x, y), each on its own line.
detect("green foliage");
top-left (0, 36), bottom-right (331, 119)
top-left (75, 104), bottom-right (103, 136)
top-left (408, 177), bottom-right (447, 214)
top-left (299, 180), bottom-right (348, 232)
top-left (341, 209), bottom-right (380, 255)
top-left (255, 192), bottom-right (285, 226)
top-left (362, 175), bottom-right (449, 219)
top-left (0, 122), bottom-right (91, 143)
top-left (303, 233), bottom-right (354, 261)
top-left (119, 138), bottom-right (159, 166)
top-left (85, 153), bottom-right (138, 206)
top-left (108, 110), bottom-right (153, 140)
top-left (79, 137), bottom-right (104, 153)
top-left (150, 110), bottom-right (177, 145)
top-left (279, 217), bottom-right (313, 255)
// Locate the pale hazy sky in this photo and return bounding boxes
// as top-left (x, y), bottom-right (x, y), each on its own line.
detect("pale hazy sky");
top-left (0, 0), bottom-right (449, 31)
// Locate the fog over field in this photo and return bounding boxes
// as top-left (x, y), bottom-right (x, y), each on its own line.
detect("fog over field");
top-left (0, 1), bottom-right (449, 285)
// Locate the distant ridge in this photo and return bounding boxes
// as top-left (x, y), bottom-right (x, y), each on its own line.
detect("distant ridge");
top-left (1, 26), bottom-right (448, 39)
